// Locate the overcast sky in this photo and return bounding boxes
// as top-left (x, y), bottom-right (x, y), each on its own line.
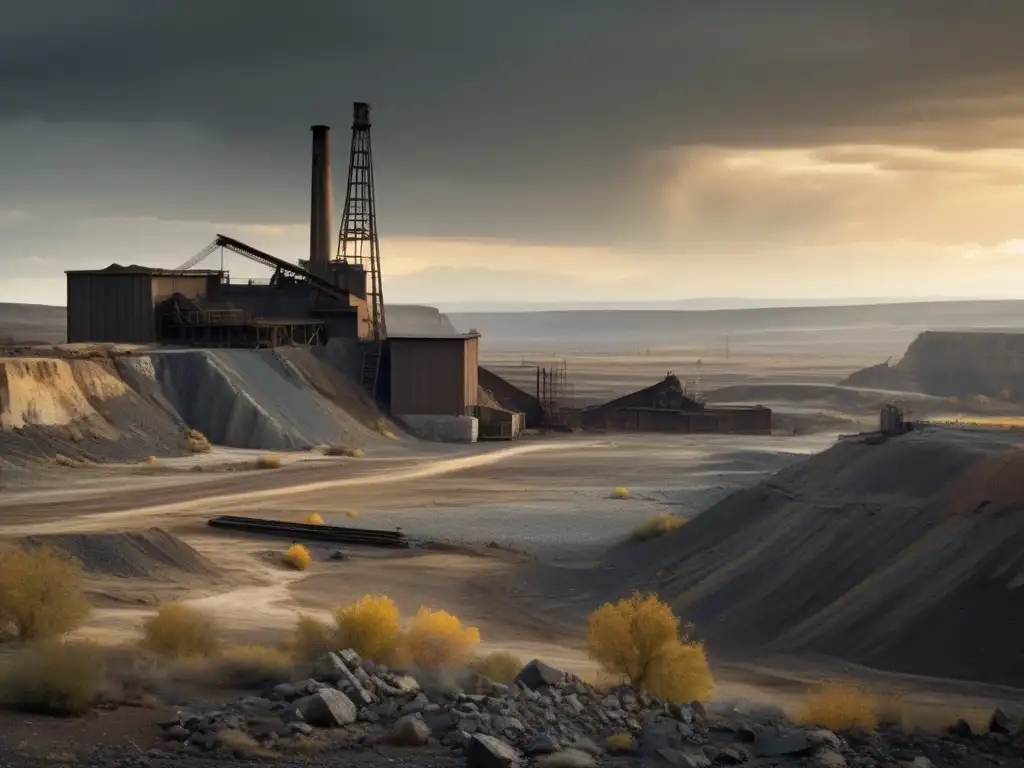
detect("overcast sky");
top-left (3, 1), bottom-right (1024, 305)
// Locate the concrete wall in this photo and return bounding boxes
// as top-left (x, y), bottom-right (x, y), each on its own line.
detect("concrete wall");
top-left (67, 273), bottom-right (155, 344)
top-left (474, 404), bottom-right (524, 439)
top-left (389, 337), bottom-right (478, 415)
top-left (397, 414), bottom-right (478, 443)
top-left (479, 366), bottom-right (543, 427)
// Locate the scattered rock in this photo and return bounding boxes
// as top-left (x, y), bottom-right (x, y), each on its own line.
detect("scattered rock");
top-left (813, 750), bottom-right (847, 768)
top-left (752, 730), bottom-right (811, 758)
top-left (948, 718), bottom-right (973, 738)
top-left (467, 733), bottom-right (523, 768)
top-left (295, 688), bottom-right (357, 727)
top-left (989, 707), bottom-right (1015, 735)
top-left (514, 659), bottom-right (565, 691)
top-left (330, 548), bottom-right (350, 560)
top-left (536, 748), bottom-right (596, 768)
top-left (390, 714), bottom-right (431, 746)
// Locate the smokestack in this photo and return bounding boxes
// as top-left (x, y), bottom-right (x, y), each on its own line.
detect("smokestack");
top-left (309, 124), bottom-right (332, 278)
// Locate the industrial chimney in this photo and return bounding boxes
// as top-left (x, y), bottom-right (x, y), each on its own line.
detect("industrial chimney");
top-left (309, 125), bottom-right (333, 279)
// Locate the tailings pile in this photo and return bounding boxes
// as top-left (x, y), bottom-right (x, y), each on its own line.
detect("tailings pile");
top-left (588, 427), bottom-right (1024, 687)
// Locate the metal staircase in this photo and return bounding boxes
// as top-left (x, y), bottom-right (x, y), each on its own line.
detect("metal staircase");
top-left (360, 342), bottom-right (382, 398)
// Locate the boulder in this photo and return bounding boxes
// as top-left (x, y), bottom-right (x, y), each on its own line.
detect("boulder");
top-left (294, 689), bottom-right (357, 727)
top-left (514, 660), bottom-right (565, 691)
top-left (752, 730), bottom-right (812, 758)
top-left (467, 733), bottom-right (523, 768)
top-left (390, 714), bottom-right (431, 746)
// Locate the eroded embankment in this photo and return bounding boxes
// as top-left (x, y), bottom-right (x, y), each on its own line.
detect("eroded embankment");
top-left (842, 330), bottom-right (1024, 402)
top-left (0, 344), bottom-right (396, 465)
top-left (571, 427), bottom-right (1024, 687)
top-left (0, 356), bottom-right (187, 465)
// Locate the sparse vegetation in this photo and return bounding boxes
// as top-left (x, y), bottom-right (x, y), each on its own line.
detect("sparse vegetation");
top-left (611, 486), bottom-right (630, 499)
top-left (798, 682), bottom-right (878, 731)
top-left (605, 732), bottom-right (633, 752)
top-left (632, 513), bottom-right (688, 541)
top-left (186, 428), bottom-right (212, 454)
top-left (255, 454), bottom-right (282, 469)
top-left (213, 645), bottom-right (294, 688)
top-left (146, 455), bottom-right (157, 466)
top-left (334, 594), bottom-right (401, 662)
top-left (344, 509), bottom-right (360, 520)
top-left (217, 728), bottom-right (274, 758)
top-left (469, 651), bottom-right (523, 683)
top-left (139, 603), bottom-right (220, 659)
top-left (369, 419), bottom-right (397, 439)
top-left (0, 641), bottom-right (104, 715)
top-left (406, 607), bottom-right (481, 670)
top-left (289, 614), bottom-right (334, 662)
top-left (586, 592), bottom-right (713, 703)
top-left (0, 545), bottom-right (91, 641)
top-left (304, 513), bottom-right (325, 525)
top-left (283, 543), bottom-right (312, 570)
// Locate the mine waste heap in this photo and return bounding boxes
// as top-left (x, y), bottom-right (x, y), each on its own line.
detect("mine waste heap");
top-left (566, 373), bottom-right (772, 434)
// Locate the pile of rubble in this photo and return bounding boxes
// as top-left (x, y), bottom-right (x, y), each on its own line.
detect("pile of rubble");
top-left (151, 649), bottom-right (1024, 767)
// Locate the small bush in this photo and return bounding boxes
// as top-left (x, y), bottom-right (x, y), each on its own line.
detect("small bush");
top-left (0, 641), bottom-right (103, 715)
top-left (798, 682), bottom-right (878, 731)
top-left (369, 419), bottom-right (397, 439)
top-left (140, 603), bottom-right (220, 659)
top-left (214, 645), bottom-right (294, 688)
top-left (290, 614), bottom-right (334, 662)
top-left (334, 595), bottom-right (400, 662)
top-left (0, 545), bottom-right (91, 640)
top-left (255, 454), bottom-right (282, 470)
top-left (145, 455), bottom-right (157, 466)
top-left (469, 651), bottom-right (522, 683)
top-left (586, 592), bottom-right (713, 703)
top-left (611, 487), bottom-right (630, 499)
top-left (304, 513), bottom-right (325, 525)
top-left (633, 513), bottom-right (688, 541)
top-left (605, 732), bottom-right (633, 752)
top-left (186, 429), bottom-right (212, 454)
top-left (344, 509), bottom-right (359, 520)
top-left (283, 543), bottom-right (312, 571)
top-left (406, 607), bottom-right (481, 670)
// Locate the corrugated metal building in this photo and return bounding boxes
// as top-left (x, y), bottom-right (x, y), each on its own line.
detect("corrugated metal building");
top-left (388, 333), bottom-right (480, 415)
top-left (66, 267), bottom-right (221, 344)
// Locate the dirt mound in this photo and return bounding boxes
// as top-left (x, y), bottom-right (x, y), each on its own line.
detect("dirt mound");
top-left (583, 428), bottom-right (1024, 687)
top-left (24, 528), bottom-right (220, 580)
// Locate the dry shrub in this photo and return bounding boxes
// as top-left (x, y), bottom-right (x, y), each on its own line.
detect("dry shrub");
top-left (146, 455), bottom-right (157, 466)
top-left (304, 513), bottom-right (325, 525)
top-left (140, 603), bottom-right (220, 659)
top-left (186, 429), bottom-right (212, 454)
top-left (369, 419), bottom-right (397, 439)
top-left (586, 592), bottom-right (713, 703)
top-left (218, 728), bottom-right (274, 758)
top-left (0, 641), bottom-right (103, 715)
top-left (605, 732), bottom-right (633, 752)
top-left (283, 543), bottom-right (312, 570)
top-left (633, 513), bottom-right (688, 542)
top-left (0, 545), bottom-right (91, 640)
top-left (469, 651), bottom-right (522, 683)
top-left (324, 445), bottom-right (363, 458)
top-left (290, 614), bottom-right (334, 662)
top-left (255, 454), bottom-right (282, 470)
top-left (213, 645), bottom-right (294, 688)
top-left (798, 682), bottom-right (878, 731)
top-left (344, 509), bottom-right (360, 519)
top-left (406, 607), bottom-right (481, 670)
top-left (611, 487), bottom-right (630, 500)
top-left (334, 594), bottom-right (400, 662)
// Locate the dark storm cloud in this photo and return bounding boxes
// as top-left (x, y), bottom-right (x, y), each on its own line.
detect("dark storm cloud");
top-left (2, 0), bottom-right (1024, 246)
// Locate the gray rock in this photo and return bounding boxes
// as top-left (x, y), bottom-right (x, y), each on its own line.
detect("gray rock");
top-left (711, 746), bottom-right (748, 765)
top-left (807, 729), bottom-right (844, 752)
top-left (391, 714), bottom-right (432, 746)
top-left (338, 648), bottom-right (361, 668)
top-left (467, 733), bottom-right (523, 768)
top-left (155, 709), bottom-right (185, 728)
top-left (949, 718), bottom-right (972, 737)
top-left (656, 748), bottom-right (710, 768)
top-left (514, 660), bottom-right (565, 691)
top-left (330, 548), bottom-right (350, 561)
top-left (752, 730), bottom-right (811, 758)
top-left (423, 710), bottom-right (461, 732)
top-left (570, 737), bottom-right (602, 756)
top-left (401, 693), bottom-right (430, 714)
top-left (525, 732), bottom-right (560, 754)
top-left (289, 722), bottom-right (314, 736)
top-left (989, 707), bottom-right (1015, 735)
top-left (295, 688), bottom-right (358, 727)
top-left (312, 652), bottom-right (348, 683)
top-left (165, 725), bottom-right (190, 741)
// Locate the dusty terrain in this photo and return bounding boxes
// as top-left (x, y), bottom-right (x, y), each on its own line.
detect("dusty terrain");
top-left (3, 300), bottom-right (1024, 765)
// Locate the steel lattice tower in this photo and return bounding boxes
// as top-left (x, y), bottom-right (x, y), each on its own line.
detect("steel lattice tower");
top-left (336, 102), bottom-right (386, 341)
